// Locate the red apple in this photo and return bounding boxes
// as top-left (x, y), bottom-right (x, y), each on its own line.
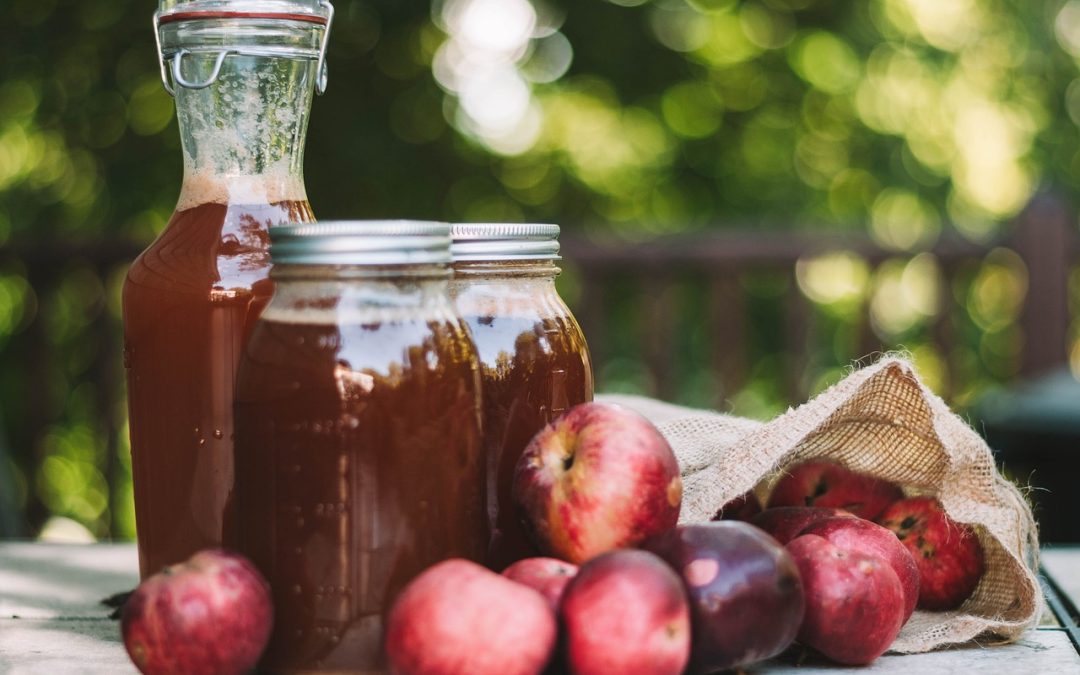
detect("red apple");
top-left (121, 549), bottom-right (272, 675)
top-left (560, 549), bottom-right (690, 675)
top-left (644, 522), bottom-right (804, 672)
top-left (749, 506), bottom-right (854, 545)
top-left (767, 460), bottom-right (904, 520)
top-left (877, 496), bottom-right (985, 610)
top-left (501, 557), bottom-right (579, 611)
top-left (787, 534), bottom-right (905, 665)
top-left (513, 402), bottom-right (682, 564)
top-left (386, 559), bottom-right (556, 675)
top-left (711, 490), bottom-right (762, 521)
top-left (799, 516), bottom-right (920, 622)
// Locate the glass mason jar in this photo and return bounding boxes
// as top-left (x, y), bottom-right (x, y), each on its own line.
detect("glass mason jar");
top-left (234, 222), bottom-right (485, 673)
top-left (123, 0), bottom-right (334, 577)
top-left (449, 224), bottom-right (594, 569)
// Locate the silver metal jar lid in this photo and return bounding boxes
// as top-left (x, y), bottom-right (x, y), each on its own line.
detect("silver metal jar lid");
top-left (270, 221), bottom-right (452, 266)
top-left (450, 223), bottom-right (561, 261)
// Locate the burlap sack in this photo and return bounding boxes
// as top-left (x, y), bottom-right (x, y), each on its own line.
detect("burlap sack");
top-left (600, 356), bottom-right (1042, 654)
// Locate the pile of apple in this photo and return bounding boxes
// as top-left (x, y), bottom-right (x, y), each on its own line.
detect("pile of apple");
top-left (119, 402), bottom-right (987, 675)
top-left (387, 402), bottom-right (987, 675)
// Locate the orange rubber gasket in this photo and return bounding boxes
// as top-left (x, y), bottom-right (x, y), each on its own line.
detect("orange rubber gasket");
top-left (158, 11), bottom-right (329, 25)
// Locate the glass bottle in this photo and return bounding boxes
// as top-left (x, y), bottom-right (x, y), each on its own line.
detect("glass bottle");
top-left (123, 0), bottom-right (333, 577)
top-left (449, 224), bottom-right (594, 569)
top-left (234, 221), bottom-right (485, 672)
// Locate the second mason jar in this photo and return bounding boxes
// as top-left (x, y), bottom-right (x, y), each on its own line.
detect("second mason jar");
top-left (449, 223), bottom-right (594, 569)
top-left (234, 222), bottom-right (485, 672)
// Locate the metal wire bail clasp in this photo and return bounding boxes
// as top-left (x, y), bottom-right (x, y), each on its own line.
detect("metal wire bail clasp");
top-left (315, 0), bottom-right (334, 95)
top-left (153, 0), bottom-right (335, 97)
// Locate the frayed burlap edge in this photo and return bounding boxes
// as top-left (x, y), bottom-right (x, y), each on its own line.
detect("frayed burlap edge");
top-left (600, 356), bottom-right (1042, 654)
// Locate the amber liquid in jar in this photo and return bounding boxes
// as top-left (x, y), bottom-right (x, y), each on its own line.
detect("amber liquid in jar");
top-left (453, 261), bottom-right (594, 569)
top-left (235, 302), bottom-right (484, 672)
top-left (124, 184), bottom-right (314, 577)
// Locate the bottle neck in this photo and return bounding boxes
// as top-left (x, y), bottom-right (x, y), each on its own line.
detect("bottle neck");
top-left (166, 18), bottom-right (321, 209)
top-left (174, 56), bottom-right (315, 208)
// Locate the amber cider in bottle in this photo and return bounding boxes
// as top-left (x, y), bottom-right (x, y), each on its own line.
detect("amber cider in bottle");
top-left (124, 0), bottom-right (332, 577)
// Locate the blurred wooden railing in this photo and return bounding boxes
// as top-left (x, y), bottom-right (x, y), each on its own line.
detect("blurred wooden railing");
top-left (564, 194), bottom-right (1079, 403)
top-left (0, 194), bottom-right (1077, 539)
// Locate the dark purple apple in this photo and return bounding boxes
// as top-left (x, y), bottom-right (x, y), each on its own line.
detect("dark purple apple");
top-left (749, 506), bottom-right (854, 545)
top-left (644, 522), bottom-right (804, 672)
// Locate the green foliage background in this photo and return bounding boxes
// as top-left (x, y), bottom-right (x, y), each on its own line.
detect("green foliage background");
top-left (1, 0), bottom-right (1079, 539)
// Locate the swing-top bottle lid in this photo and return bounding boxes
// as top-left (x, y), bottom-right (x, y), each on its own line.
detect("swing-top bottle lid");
top-left (154, 0), bottom-right (335, 96)
top-left (157, 0), bottom-right (332, 25)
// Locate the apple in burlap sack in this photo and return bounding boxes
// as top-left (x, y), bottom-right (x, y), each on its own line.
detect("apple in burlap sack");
top-left (749, 506), bottom-right (855, 545)
top-left (767, 460), bottom-right (904, 520)
top-left (878, 496), bottom-right (985, 611)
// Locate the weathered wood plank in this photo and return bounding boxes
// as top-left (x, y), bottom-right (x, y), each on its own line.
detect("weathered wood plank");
top-left (0, 544), bottom-right (1077, 674)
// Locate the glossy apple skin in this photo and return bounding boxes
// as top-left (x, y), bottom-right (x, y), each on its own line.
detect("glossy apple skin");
top-left (121, 549), bottom-right (273, 675)
top-left (749, 506), bottom-right (854, 545)
top-left (513, 402), bottom-right (682, 564)
top-left (386, 559), bottom-right (556, 675)
top-left (645, 522), bottom-right (804, 673)
top-left (711, 490), bottom-right (762, 521)
top-left (787, 534), bottom-right (906, 665)
top-left (800, 516), bottom-right (920, 622)
top-left (767, 460), bottom-right (904, 520)
top-left (877, 497), bottom-right (985, 610)
top-left (560, 550), bottom-right (690, 675)
top-left (501, 557), bottom-right (579, 611)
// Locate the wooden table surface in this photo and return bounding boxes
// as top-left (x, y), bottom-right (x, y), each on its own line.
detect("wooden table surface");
top-left (1, 543), bottom-right (1078, 674)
